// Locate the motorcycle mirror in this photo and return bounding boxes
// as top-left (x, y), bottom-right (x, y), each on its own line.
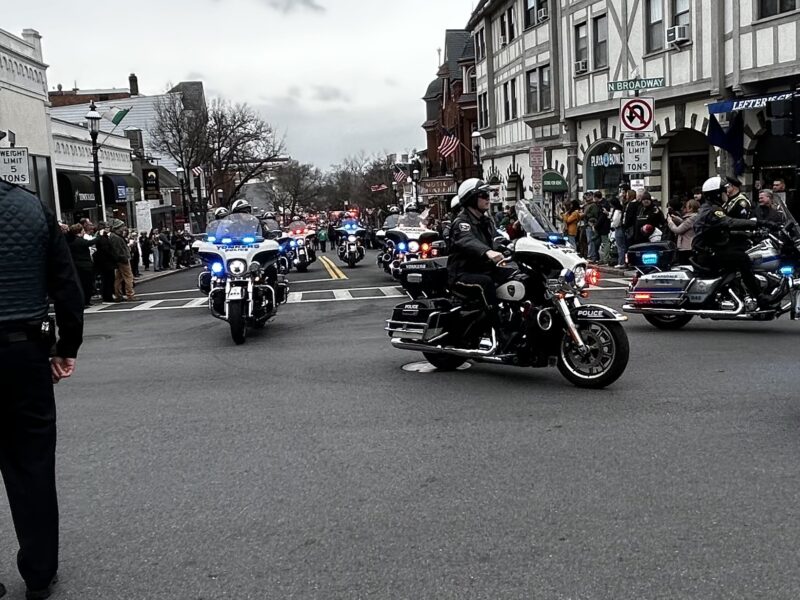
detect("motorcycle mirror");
top-left (248, 262), bottom-right (261, 273)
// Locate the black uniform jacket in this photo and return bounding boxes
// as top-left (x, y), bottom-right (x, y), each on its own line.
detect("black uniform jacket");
top-left (692, 201), bottom-right (756, 251)
top-left (446, 208), bottom-right (496, 281)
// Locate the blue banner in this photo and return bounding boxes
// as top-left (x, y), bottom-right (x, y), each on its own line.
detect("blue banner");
top-left (708, 92), bottom-right (794, 114)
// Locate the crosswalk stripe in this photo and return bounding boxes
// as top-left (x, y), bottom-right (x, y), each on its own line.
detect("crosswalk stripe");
top-left (287, 292), bottom-right (303, 303)
top-left (185, 298), bottom-right (208, 308)
top-left (333, 289), bottom-right (351, 300)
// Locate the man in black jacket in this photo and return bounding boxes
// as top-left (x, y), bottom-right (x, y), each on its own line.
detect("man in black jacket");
top-left (447, 178), bottom-right (515, 322)
top-left (0, 181), bottom-right (84, 599)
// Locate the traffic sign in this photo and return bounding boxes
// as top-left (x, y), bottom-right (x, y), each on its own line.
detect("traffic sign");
top-left (608, 77), bottom-right (665, 93)
top-left (529, 146), bottom-right (544, 195)
top-left (0, 147), bottom-right (30, 185)
top-left (623, 136), bottom-right (651, 174)
top-left (620, 97), bottom-right (655, 133)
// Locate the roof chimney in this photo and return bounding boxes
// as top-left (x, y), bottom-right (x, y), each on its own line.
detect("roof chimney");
top-left (129, 73), bottom-right (139, 96)
top-left (21, 29), bottom-right (43, 61)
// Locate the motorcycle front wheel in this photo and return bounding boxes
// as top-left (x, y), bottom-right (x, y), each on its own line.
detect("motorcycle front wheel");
top-left (228, 301), bottom-right (247, 345)
top-left (557, 321), bottom-right (629, 389)
top-left (423, 352), bottom-right (467, 371)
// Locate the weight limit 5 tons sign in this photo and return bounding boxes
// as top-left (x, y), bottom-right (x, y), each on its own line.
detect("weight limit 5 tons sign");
top-left (623, 137), bottom-right (651, 175)
top-left (0, 147), bottom-right (30, 185)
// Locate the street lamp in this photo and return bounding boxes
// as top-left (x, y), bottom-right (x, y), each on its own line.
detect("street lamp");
top-left (216, 188), bottom-right (224, 206)
top-left (176, 166), bottom-right (189, 231)
top-left (472, 130), bottom-right (483, 178)
top-left (411, 166), bottom-right (421, 208)
top-left (85, 101), bottom-right (105, 221)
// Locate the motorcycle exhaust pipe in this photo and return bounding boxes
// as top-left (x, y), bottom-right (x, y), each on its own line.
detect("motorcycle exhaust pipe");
top-left (390, 330), bottom-right (498, 358)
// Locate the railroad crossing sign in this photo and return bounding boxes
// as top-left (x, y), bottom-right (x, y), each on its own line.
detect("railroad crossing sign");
top-left (620, 97), bottom-right (655, 133)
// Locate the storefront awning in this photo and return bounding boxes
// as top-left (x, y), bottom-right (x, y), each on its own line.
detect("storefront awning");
top-left (707, 92), bottom-right (795, 114)
top-left (56, 171), bottom-right (96, 212)
top-left (542, 171), bottom-right (568, 192)
top-left (104, 174), bottom-right (141, 191)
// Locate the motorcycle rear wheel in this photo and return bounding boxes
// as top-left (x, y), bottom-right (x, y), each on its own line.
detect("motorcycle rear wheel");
top-left (229, 301), bottom-right (247, 345)
top-left (557, 321), bottom-right (629, 389)
top-left (643, 314), bottom-right (693, 330)
top-left (423, 352), bottom-right (467, 371)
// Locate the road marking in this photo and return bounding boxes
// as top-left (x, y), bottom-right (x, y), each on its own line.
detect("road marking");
top-left (318, 256), bottom-right (340, 280)
top-left (185, 298), bottom-right (208, 308)
top-left (287, 292), bottom-right (303, 303)
top-left (130, 300), bottom-right (165, 311)
top-left (332, 289), bottom-right (351, 300)
top-left (136, 288), bottom-right (198, 297)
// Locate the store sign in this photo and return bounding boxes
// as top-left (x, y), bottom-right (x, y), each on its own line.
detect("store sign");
top-left (418, 177), bottom-right (457, 196)
top-left (542, 170), bottom-right (568, 192)
top-left (589, 151), bottom-right (624, 168)
top-left (143, 167), bottom-right (160, 200)
top-left (623, 136), bottom-right (652, 174)
top-left (117, 185), bottom-right (127, 200)
top-left (0, 147), bottom-right (30, 185)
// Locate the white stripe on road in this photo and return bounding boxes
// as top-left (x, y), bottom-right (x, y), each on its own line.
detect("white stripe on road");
top-left (136, 288), bottom-right (198, 297)
top-left (130, 300), bottom-right (165, 311)
top-left (332, 289), bottom-right (351, 300)
top-left (185, 298), bottom-right (208, 308)
top-left (287, 292), bottom-right (303, 303)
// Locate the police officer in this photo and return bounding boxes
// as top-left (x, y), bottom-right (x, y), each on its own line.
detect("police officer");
top-left (0, 181), bottom-right (84, 599)
top-left (723, 176), bottom-right (752, 218)
top-left (693, 176), bottom-right (777, 308)
top-left (447, 178), bottom-right (516, 333)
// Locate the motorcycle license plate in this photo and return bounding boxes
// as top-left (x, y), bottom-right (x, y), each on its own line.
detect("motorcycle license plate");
top-left (227, 287), bottom-right (244, 301)
top-left (348, 244), bottom-right (356, 251)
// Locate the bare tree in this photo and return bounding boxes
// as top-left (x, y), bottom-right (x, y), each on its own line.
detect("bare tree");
top-left (149, 90), bottom-right (208, 203)
top-left (272, 161), bottom-right (323, 221)
top-left (206, 99), bottom-right (286, 205)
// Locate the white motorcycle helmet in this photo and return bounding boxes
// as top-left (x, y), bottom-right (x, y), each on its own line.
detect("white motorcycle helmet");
top-left (701, 176), bottom-right (725, 204)
top-left (230, 199), bottom-right (251, 214)
top-left (450, 196), bottom-right (460, 210)
top-left (404, 203), bottom-right (419, 213)
top-left (457, 178), bottom-right (490, 208)
top-left (213, 207), bottom-right (229, 219)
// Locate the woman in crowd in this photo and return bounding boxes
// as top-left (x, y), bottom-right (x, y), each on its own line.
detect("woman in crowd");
top-left (560, 200), bottom-right (582, 249)
top-left (65, 223), bottom-right (97, 307)
top-left (666, 199), bottom-right (700, 262)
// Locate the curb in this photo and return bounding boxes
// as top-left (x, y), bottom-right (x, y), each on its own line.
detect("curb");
top-left (136, 265), bottom-right (201, 285)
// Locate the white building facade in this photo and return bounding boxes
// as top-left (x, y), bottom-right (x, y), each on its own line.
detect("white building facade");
top-left (0, 27), bottom-right (59, 212)
top-left (468, 0), bottom-right (800, 208)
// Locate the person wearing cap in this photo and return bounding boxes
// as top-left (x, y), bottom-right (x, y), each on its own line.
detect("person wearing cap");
top-left (723, 176), bottom-right (751, 219)
top-left (0, 180), bottom-right (84, 600)
top-left (109, 219), bottom-right (136, 301)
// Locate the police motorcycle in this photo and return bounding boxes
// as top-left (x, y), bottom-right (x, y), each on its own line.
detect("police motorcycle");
top-left (376, 208), bottom-right (401, 271)
top-left (381, 206), bottom-right (445, 279)
top-left (196, 213), bottom-right (289, 345)
top-left (285, 217), bottom-right (317, 272)
top-left (385, 196), bottom-right (630, 389)
top-left (623, 180), bottom-right (800, 330)
top-left (336, 218), bottom-right (367, 267)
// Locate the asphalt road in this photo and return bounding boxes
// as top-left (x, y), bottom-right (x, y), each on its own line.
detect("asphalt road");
top-left (2, 250), bottom-right (800, 599)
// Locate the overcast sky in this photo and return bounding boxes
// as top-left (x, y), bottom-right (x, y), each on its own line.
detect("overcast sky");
top-left (6, 0), bottom-right (475, 169)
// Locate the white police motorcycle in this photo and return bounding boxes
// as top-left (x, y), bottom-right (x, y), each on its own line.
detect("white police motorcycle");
top-left (196, 214), bottom-right (289, 344)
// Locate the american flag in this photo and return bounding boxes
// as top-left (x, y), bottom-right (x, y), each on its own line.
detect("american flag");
top-left (437, 128), bottom-right (460, 158)
top-left (370, 183), bottom-right (388, 192)
top-left (191, 166), bottom-right (204, 177)
top-left (393, 165), bottom-right (407, 184)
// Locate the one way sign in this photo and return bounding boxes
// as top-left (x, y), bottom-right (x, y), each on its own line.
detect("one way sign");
top-left (620, 97), bottom-right (655, 133)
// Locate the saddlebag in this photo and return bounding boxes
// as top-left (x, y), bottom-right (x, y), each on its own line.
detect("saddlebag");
top-left (399, 259), bottom-right (449, 299)
top-left (626, 241), bottom-right (677, 269)
top-left (385, 298), bottom-right (452, 341)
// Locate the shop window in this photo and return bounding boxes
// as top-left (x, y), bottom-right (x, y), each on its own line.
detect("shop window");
top-left (760, 0), bottom-right (796, 18)
top-left (646, 0), bottom-right (664, 53)
top-left (584, 142), bottom-right (624, 194)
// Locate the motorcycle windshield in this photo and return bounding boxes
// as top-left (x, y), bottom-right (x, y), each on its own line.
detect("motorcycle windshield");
top-left (516, 200), bottom-right (556, 236)
top-left (289, 221), bottom-right (307, 233)
top-left (774, 195), bottom-right (799, 227)
top-left (383, 215), bottom-right (400, 229)
top-left (207, 214), bottom-right (262, 241)
top-left (398, 214), bottom-right (422, 228)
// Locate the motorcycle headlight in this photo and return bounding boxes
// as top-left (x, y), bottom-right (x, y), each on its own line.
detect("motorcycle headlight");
top-left (229, 259), bottom-right (247, 276)
top-left (408, 241), bottom-right (420, 252)
top-left (296, 238), bottom-right (304, 246)
top-left (573, 266), bottom-right (587, 289)
top-left (348, 235), bottom-right (357, 242)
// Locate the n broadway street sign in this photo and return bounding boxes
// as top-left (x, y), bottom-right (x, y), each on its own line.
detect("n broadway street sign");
top-left (608, 77), bottom-right (665, 93)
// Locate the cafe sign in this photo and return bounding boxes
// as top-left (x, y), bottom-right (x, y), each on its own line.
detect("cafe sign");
top-left (541, 170), bottom-right (568, 192)
top-left (418, 177), bottom-right (457, 197)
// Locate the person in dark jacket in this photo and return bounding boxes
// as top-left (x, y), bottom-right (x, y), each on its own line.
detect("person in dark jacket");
top-left (159, 230), bottom-right (172, 269)
top-left (447, 178), bottom-right (515, 323)
top-left (632, 192), bottom-right (666, 245)
top-left (622, 188), bottom-right (640, 245)
top-left (753, 189), bottom-right (785, 225)
top-left (110, 220), bottom-right (135, 301)
top-left (66, 223), bottom-right (96, 307)
top-left (0, 181), bottom-right (84, 600)
top-left (129, 230), bottom-right (141, 277)
top-left (93, 223), bottom-right (117, 302)
top-left (139, 232), bottom-right (152, 271)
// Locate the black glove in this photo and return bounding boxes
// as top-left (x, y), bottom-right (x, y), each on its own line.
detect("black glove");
top-left (757, 220), bottom-right (782, 232)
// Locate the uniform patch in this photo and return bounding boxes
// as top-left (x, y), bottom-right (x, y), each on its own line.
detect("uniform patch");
top-left (739, 200), bottom-right (749, 207)
top-left (459, 223), bottom-right (471, 232)
top-left (714, 210), bottom-right (725, 217)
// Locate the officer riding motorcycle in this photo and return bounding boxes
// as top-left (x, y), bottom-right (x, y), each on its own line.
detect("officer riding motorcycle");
top-left (448, 178), bottom-right (516, 342)
top-left (693, 175), bottom-right (779, 309)
top-left (261, 211), bottom-right (282, 238)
